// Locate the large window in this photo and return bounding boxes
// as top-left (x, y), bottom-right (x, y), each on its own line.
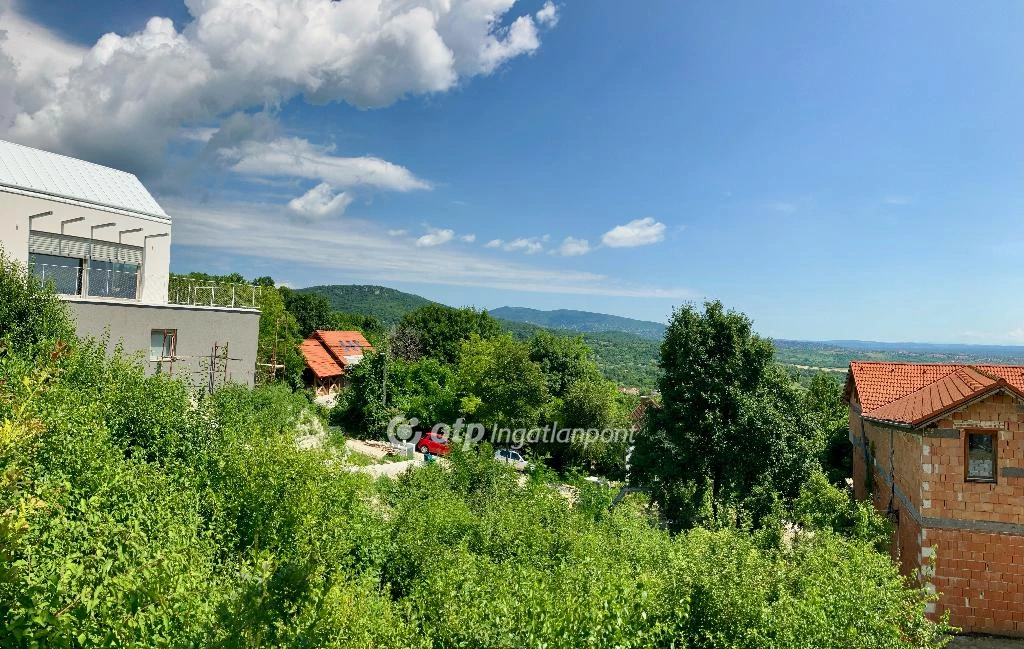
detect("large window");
top-left (965, 431), bottom-right (997, 482)
top-left (28, 231), bottom-right (143, 300)
top-left (150, 329), bottom-right (177, 361)
top-left (28, 253), bottom-right (83, 295)
top-left (88, 260), bottom-right (140, 299)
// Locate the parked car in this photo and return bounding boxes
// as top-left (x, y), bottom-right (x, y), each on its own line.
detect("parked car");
top-left (494, 448), bottom-right (529, 471)
top-left (415, 431), bottom-right (451, 457)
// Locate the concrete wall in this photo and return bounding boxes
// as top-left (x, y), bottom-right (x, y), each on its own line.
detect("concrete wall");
top-left (0, 189), bottom-right (172, 303)
top-left (65, 298), bottom-right (260, 387)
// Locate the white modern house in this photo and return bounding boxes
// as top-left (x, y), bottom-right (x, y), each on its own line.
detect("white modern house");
top-left (0, 139), bottom-right (260, 386)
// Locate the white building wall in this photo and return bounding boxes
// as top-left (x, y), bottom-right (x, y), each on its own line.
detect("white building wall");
top-left (0, 189), bottom-right (171, 303)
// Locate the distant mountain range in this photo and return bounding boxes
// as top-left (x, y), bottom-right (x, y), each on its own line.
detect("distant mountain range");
top-left (489, 306), bottom-right (667, 341)
top-left (296, 284), bottom-right (668, 339)
top-left (294, 284), bottom-right (1024, 388)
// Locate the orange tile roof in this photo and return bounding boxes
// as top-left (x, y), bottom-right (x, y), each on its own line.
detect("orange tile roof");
top-left (300, 338), bottom-right (343, 379)
top-left (299, 331), bottom-right (375, 380)
top-left (314, 330), bottom-right (373, 366)
top-left (847, 361), bottom-right (1024, 427)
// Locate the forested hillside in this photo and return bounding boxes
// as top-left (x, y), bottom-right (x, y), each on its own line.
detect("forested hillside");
top-left (490, 306), bottom-right (667, 340)
top-left (297, 284), bottom-right (433, 325)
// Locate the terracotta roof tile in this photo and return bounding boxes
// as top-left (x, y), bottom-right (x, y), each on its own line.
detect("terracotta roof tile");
top-left (299, 339), bottom-right (342, 379)
top-left (847, 361), bottom-right (1024, 427)
top-left (314, 330), bottom-right (373, 366)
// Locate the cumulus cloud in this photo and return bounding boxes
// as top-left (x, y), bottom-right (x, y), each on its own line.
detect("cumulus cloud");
top-left (218, 136), bottom-right (430, 192)
top-left (416, 228), bottom-right (455, 247)
top-left (505, 236), bottom-right (547, 254)
top-left (485, 238), bottom-right (503, 248)
top-left (0, 0), bottom-right (559, 174)
top-left (388, 229), bottom-right (408, 237)
top-left (557, 236), bottom-right (590, 256)
top-left (535, 2), bottom-right (559, 28)
top-left (601, 217), bottom-right (666, 248)
top-left (169, 198), bottom-right (694, 298)
top-left (460, 233), bottom-right (477, 243)
top-left (287, 182), bottom-right (353, 219)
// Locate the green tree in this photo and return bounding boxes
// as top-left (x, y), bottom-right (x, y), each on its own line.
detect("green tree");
top-left (632, 301), bottom-right (820, 530)
top-left (281, 288), bottom-right (334, 336)
top-left (457, 334), bottom-right (547, 430)
top-left (804, 371), bottom-right (853, 483)
top-left (255, 287), bottom-right (305, 386)
top-left (399, 304), bottom-right (500, 365)
top-left (528, 330), bottom-right (601, 397)
top-left (328, 311), bottom-right (386, 347)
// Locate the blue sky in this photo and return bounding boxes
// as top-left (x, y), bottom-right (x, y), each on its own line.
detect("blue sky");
top-left (4, 1), bottom-right (1024, 343)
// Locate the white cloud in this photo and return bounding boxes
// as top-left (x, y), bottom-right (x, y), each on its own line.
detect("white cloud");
top-left (460, 233), bottom-right (477, 243)
top-left (504, 236), bottom-right (546, 254)
top-left (218, 136), bottom-right (430, 192)
top-left (388, 229), bottom-right (408, 237)
top-left (168, 198), bottom-right (694, 298)
top-left (601, 218), bottom-right (666, 248)
top-left (287, 182), bottom-right (353, 219)
top-left (558, 236), bottom-right (590, 256)
top-left (0, 0), bottom-right (559, 174)
top-left (415, 228), bottom-right (455, 247)
top-left (536, 2), bottom-right (559, 28)
top-left (485, 238), bottom-right (503, 248)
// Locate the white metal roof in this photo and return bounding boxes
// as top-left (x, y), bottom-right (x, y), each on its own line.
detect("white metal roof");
top-left (0, 140), bottom-right (169, 221)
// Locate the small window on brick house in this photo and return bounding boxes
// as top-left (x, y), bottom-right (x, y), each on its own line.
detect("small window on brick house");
top-left (965, 432), bottom-right (997, 482)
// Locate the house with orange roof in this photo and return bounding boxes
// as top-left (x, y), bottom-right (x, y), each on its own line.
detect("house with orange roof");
top-left (846, 361), bottom-right (1024, 636)
top-left (298, 330), bottom-right (374, 396)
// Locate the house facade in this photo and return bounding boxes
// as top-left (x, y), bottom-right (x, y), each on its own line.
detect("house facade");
top-left (299, 330), bottom-right (374, 396)
top-left (846, 361), bottom-right (1024, 636)
top-left (0, 139), bottom-right (260, 386)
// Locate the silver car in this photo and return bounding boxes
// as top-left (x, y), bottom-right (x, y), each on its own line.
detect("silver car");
top-left (494, 448), bottom-right (529, 471)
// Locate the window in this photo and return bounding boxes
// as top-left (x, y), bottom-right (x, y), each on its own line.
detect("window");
top-left (965, 431), bottom-right (997, 482)
top-left (28, 253), bottom-right (83, 295)
top-left (150, 329), bottom-right (177, 361)
top-left (88, 260), bottom-right (139, 299)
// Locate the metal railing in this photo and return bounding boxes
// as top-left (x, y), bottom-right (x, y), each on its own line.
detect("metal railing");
top-left (167, 277), bottom-right (264, 310)
top-left (29, 262), bottom-right (141, 300)
top-left (29, 261), bottom-right (82, 296)
top-left (87, 267), bottom-right (139, 299)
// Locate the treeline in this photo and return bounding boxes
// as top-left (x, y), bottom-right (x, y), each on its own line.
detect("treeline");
top-left (1, 255), bottom-right (953, 647)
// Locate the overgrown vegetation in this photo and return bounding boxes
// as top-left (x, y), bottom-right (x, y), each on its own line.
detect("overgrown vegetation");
top-left (0, 258), bottom-right (953, 646)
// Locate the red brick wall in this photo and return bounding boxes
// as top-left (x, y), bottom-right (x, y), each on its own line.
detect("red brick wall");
top-left (928, 527), bottom-right (1024, 635)
top-left (849, 390), bottom-right (1024, 635)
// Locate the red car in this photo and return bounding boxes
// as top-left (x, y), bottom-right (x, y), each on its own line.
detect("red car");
top-left (415, 431), bottom-right (451, 457)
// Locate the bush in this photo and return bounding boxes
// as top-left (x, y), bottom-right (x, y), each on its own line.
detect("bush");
top-left (0, 257), bottom-right (951, 647)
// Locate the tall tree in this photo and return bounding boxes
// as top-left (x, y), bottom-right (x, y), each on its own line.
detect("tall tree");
top-left (632, 301), bottom-right (819, 530)
top-left (398, 303), bottom-right (500, 365)
top-left (528, 330), bottom-right (601, 398)
top-left (280, 289), bottom-right (334, 336)
top-left (804, 371), bottom-right (852, 483)
top-left (457, 334), bottom-right (547, 431)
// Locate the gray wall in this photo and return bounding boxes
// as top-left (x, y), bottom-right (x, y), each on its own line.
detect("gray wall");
top-left (64, 299), bottom-right (260, 387)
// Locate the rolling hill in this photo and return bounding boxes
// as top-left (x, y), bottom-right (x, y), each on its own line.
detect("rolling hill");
top-left (296, 284), bottom-right (433, 325)
top-left (490, 306), bottom-right (667, 340)
top-left (293, 284), bottom-right (1024, 390)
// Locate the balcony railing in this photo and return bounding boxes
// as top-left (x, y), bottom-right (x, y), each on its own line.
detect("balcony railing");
top-left (30, 262), bottom-right (140, 300)
top-left (167, 277), bottom-right (263, 310)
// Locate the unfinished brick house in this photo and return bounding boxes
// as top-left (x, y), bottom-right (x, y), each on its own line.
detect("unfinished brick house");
top-left (846, 361), bottom-right (1024, 635)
